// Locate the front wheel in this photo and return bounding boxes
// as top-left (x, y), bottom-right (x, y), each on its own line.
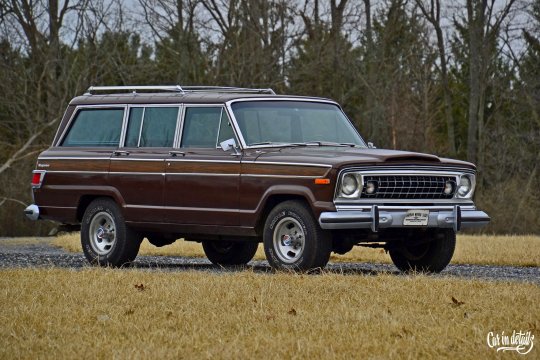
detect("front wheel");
top-left (81, 198), bottom-right (142, 267)
top-left (202, 241), bottom-right (259, 266)
top-left (263, 200), bottom-right (331, 271)
top-left (389, 229), bottom-right (456, 273)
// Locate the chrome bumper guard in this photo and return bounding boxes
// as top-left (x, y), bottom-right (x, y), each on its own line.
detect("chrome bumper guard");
top-left (319, 206), bottom-right (490, 232)
top-left (24, 204), bottom-right (40, 221)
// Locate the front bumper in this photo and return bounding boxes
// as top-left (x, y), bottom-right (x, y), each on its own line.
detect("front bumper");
top-left (319, 205), bottom-right (490, 232)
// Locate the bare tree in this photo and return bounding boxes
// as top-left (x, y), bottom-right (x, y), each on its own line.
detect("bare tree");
top-left (415, 0), bottom-right (456, 156)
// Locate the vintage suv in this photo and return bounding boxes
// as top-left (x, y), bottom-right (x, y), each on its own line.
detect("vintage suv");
top-left (25, 85), bottom-right (490, 272)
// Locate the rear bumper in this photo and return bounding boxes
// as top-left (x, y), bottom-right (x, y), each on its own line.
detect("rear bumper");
top-left (319, 205), bottom-right (490, 232)
top-left (24, 204), bottom-right (40, 221)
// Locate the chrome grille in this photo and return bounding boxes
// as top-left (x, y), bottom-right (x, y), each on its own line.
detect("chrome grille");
top-left (361, 175), bottom-right (456, 199)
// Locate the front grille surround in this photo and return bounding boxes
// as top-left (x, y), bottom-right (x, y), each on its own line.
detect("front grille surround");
top-left (334, 167), bottom-right (476, 202)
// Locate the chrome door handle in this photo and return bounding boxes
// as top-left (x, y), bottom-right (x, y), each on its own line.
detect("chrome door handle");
top-left (113, 150), bottom-right (130, 156)
top-left (169, 150), bottom-right (186, 157)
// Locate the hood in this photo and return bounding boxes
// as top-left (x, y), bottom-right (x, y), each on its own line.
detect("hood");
top-left (246, 147), bottom-right (475, 169)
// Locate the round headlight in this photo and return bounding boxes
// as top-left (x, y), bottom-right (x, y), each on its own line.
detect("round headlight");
top-left (342, 174), bottom-right (358, 196)
top-left (457, 176), bottom-right (471, 197)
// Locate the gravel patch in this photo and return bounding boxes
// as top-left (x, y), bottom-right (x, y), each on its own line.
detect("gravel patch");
top-left (0, 238), bottom-right (538, 284)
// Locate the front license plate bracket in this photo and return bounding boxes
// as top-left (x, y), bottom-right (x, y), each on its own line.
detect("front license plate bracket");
top-left (403, 210), bottom-right (429, 226)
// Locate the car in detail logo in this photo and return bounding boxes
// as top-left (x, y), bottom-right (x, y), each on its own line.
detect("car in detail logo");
top-left (487, 330), bottom-right (535, 355)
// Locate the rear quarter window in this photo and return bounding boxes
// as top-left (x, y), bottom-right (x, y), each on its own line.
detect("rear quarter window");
top-left (61, 108), bottom-right (124, 147)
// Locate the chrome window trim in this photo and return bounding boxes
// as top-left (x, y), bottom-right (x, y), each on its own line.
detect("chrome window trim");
top-left (224, 97), bottom-right (367, 149)
top-left (51, 106), bottom-right (70, 146)
top-left (119, 104), bottom-right (182, 149)
top-left (215, 107), bottom-right (224, 148)
top-left (179, 104), bottom-right (240, 150)
top-left (56, 104), bottom-right (127, 147)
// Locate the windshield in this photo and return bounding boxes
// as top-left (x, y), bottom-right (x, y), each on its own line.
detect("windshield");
top-left (230, 101), bottom-right (365, 147)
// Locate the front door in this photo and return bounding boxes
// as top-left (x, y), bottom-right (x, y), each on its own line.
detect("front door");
top-left (164, 106), bottom-right (241, 225)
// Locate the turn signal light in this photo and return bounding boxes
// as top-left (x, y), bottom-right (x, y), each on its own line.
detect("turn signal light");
top-left (314, 178), bottom-right (330, 185)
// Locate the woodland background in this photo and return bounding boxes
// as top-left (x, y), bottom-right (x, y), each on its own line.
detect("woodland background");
top-left (0, 0), bottom-right (538, 236)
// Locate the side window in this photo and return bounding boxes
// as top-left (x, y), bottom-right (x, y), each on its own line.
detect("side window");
top-left (61, 108), bottom-right (123, 147)
top-left (124, 106), bottom-right (179, 147)
top-left (181, 107), bottom-right (222, 148)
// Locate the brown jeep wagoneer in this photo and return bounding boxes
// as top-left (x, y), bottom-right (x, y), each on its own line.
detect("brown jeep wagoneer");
top-left (25, 85), bottom-right (490, 272)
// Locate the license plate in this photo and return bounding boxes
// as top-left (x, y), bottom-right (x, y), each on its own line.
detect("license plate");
top-left (403, 210), bottom-right (429, 226)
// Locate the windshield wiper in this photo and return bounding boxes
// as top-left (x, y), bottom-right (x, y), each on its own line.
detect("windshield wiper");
top-left (294, 141), bottom-right (358, 147)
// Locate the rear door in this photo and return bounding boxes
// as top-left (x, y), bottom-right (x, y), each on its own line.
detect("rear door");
top-left (109, 105), bottom-right (181, 223)
top-left (164, 105), bottom-right (241, 225)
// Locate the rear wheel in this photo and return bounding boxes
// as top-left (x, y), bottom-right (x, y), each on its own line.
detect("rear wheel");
top-left (202, 241), bottom-right (259, 266)
top-left (389, 229), bottom-right (456, 273)
top-left (263, 200), bottom-right (331, 271)
top-left (81, 198), bottom-right (142, 267)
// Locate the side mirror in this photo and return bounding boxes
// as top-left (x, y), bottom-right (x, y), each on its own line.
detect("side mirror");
top-left (367, 142), bottom-right (377, 149)
top-left (220, 138), bottom-right (237, 151)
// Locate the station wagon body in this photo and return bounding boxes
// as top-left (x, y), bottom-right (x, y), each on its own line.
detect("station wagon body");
top-left (26, 86), bottom-right (490, 272)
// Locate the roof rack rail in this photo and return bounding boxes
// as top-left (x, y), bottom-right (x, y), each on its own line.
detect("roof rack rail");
top-left (85, 85), bottom-right (183, 95)
top-left (181, 86), bottom-right (276, 95)
top-left (84, 85), bottom-right (276, 95)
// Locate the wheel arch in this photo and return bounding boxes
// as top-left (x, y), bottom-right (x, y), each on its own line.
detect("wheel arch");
top-left (254, 185), bottom-right (329, 235)
top-left (76, 188), bottom-right (126, 221)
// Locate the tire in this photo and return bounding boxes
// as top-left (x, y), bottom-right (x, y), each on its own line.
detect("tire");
top-left (389, 229), bottom-right (456, 273)
top-left (81, 198), bottom-right (142, 267)
top-left (263, 200), bottom-right (331, 271)
top-left (202, 241), bottom-right (259, 266)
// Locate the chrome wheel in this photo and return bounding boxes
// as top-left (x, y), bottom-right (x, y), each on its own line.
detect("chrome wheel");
top-left (272, 217), bottom-right (305, 264)
top-left (89, 212), bottom-right (116, 255)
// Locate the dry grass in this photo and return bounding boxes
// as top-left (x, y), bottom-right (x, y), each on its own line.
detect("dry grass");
top-left (52, 233), bottom-right (540, 267)
top-left (0, 268), bottom-right (537, 359)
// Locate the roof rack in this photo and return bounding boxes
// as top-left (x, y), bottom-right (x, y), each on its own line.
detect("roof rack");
top-left (85, 85), bottom-right (276, 95)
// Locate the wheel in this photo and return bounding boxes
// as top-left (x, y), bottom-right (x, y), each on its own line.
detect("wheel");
top-left (263, 200), bottom-right (331, 271)
top-left (202, 241), bottom-right (259, 266)
top-left (389, 229), bottom-right (456, 273)
top-left (81, 198), bottom-right (143, 267)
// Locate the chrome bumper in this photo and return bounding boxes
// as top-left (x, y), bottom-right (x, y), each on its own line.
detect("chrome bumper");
top-left (24, 204), bottom-right (40, 221)
top-left (319, 205), bottom-right (490, 232)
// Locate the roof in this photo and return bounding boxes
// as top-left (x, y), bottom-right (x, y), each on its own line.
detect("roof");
top-left (68, 86), bottom-right (334, 106)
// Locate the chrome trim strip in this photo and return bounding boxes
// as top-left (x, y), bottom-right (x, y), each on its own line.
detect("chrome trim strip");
top-left (38, 157), bottom-right (111, 161)
top-left (167, 159), bottom-right (240, 164)
top-left (166, 173), bottom-right (239, 177)
top-left (242, 160), bottom-right (332, 168)
top-left (109, 172), bottom-right (164, 176)
top-left (45, 170), bottom-right (108, 174)
top-left (242, 174), bottom-right (322, 179)
top-left (110, 158), bottom-right (165, 162)
top-left (126, 204), bottom-right (253, 213)
top-left (336, 204), bottom-right (476, 211)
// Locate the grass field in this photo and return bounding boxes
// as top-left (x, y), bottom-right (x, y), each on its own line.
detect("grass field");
top-left (51, 233), bottom-right (540, 267)
top-left (0, 268), bottom-right (538, 359)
